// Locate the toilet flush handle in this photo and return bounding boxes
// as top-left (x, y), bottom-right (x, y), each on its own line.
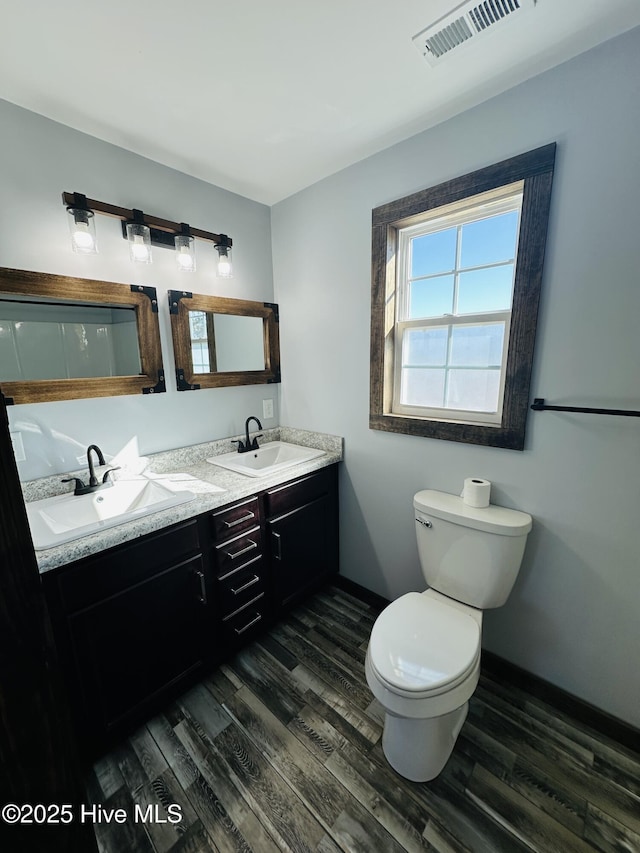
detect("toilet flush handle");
top-left (416, 517), bottom-right (432, 528)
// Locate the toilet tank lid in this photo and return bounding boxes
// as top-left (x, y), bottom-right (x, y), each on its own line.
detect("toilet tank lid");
top-left (414, 489), bottom-right (532, 536)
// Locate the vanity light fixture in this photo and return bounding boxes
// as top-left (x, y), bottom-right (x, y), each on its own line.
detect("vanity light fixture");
top-left (62, 191), bottom-right (232, 275)
top-left (174, 223), bottom-right (196, 272)
top-left (126, 209), bottom-right (152, 264)
top-left (215, 234), bottom-right (233, 278)
top-left (66, 193), bottom-right (98, 255)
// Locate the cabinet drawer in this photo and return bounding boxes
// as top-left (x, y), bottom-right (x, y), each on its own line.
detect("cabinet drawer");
top-left (217, 556), bottom-right (266, 616)
top-left (57, 519), bottom-right (201, 613)
top-left (265, 467), bottom-right (334, 518)
top-left (221, 592), bottom-right (266, 643)
top-left (215, 526), bottom-right (262, 576)
top-left (210, 496), bottom-right (260, 540)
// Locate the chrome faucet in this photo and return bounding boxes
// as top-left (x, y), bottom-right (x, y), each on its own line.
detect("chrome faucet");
top-left (232, 416), bottom-right (263, 453)
top-left (62, 444), bottom-right (120, 495)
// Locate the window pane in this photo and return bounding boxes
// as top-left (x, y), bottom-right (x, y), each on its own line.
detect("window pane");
top-left (189, 310), bottom-right (207, 340)
top-left (411, 228), bottom-right (457, 278)
top-left (409, 275), bottom-right (454, 318)
top-left (446, 369), bottom-right (501, 412)
top-left (401, 368), bottom-right (445, 407)
top-left (403, 327), bottom-right (448, 366)
top-left (457, 265), bottom-right (514, 314)
top-left (191, 341), bottom-right (210, 373)
top-left (449, 323), bottom-right (505, 367)
top-left (460, 211), bottom-right (519, 269)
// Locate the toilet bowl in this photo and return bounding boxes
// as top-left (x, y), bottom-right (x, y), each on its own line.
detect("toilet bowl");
top-left (365, 589), bottom-right (482, 781)
top-left (365, 489), bottom-right (531, 782)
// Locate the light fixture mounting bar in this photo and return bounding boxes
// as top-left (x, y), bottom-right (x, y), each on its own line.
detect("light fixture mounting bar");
top-left (61, 191), bottom-right (232, 246)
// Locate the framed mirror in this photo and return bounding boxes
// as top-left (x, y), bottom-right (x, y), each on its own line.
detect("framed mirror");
top-left (0, 267), bottom-right (165, 404)
top-left (169, 290), bottom-right (280, 389)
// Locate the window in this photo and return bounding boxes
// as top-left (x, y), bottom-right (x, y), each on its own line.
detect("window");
top-left (189, 310), bottom-right (211, 373)
top-left (370, 144), bottom-right (555, 450)
top-left (394, 186), bottom-right (522, 424)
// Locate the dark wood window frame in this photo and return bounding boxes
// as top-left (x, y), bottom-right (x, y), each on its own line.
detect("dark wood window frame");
top-left (370, 144), bottom-right (556, 450)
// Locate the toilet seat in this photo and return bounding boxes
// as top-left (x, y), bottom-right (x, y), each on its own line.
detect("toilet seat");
top-left (368, 592), bottom-right (480, 699)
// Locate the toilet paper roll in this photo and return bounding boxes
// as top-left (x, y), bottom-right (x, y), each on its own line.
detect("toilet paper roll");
top-left (462, 477), bottom-right (491, 508)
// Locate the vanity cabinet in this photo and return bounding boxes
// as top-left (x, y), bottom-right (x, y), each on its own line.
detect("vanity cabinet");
top-left (210, 496), bottom-right (270, 646)
top-left (41, 518), bottom-right (210, 752)
top-left (266, 465), bottom-right (339, 613)
top-left (41, 463), bottom-right (339, 755)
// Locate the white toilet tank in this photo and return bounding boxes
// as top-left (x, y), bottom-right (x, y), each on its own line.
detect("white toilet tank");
top-left (414, 489), bottom-right (532, 609)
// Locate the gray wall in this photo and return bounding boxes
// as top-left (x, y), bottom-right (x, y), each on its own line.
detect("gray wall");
top-left (0, 99), bottom-right (278, 480)
top-left (272, 28), bottom-right (640, 728)
top-left (2, 29), bottom-right (638, 729)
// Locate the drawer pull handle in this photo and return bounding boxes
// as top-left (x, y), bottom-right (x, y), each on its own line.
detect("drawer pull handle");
top-left (230, 575), bottom-right (260, 595)
top-left (234, 612), bottom-right (262, 635)
top-left (222, 511), bottom-right (255, 529)
top-left (195, 570), bottom-right (207, 604)
top-left (224, 539), bottom-right (258, 561)
top-left (271, 531), bottom-right (282, 560)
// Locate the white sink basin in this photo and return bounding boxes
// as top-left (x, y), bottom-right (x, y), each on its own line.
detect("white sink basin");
top-left (207, 441), bottom-right (325, 478)
top-left (27, 478), bottom-right (195, 550)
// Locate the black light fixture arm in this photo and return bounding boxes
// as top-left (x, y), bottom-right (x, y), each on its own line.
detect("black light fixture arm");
top-left (62, 191), bottom-right (232, 248)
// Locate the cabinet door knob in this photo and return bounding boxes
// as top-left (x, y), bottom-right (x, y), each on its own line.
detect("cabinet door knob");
top-left (224, 540), bottom-right (258, 561)
top-left (234, 612), bottom-right (262, 635)
top-left (222, 511), bottom-right (255, 529)
top-left (195, 570), bottom-right (207, 604)
top-left (230, 575), bottom-right (260, 595)
top-left (271, 531), bottom-right (282, 560)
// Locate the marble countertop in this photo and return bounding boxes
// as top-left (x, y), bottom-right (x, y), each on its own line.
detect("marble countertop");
top-left (27, 427), bottom-right (342, 573)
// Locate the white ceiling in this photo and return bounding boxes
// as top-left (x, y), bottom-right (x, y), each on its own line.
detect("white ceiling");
top-left (2, 1), bottom-right (639, 205)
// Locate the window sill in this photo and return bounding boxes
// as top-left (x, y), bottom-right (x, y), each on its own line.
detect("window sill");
top-left (369, 411), bottom-right (526, 450)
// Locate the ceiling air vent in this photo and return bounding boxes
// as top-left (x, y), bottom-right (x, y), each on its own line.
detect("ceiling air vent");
top-left (413, 0), bottom-right (536, 66)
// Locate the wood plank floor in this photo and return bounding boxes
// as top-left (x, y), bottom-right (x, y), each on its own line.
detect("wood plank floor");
top-left (86, 586), bottom-right (640, 852)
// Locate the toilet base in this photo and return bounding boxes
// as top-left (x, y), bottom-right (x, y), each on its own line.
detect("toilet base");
top-left (381, 702), bottom-right (469, 782)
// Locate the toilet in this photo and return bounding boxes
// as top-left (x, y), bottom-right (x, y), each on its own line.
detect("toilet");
top-left (365, 488), bottom-right (532, 782)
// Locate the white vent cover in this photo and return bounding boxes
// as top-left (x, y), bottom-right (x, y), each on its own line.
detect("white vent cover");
top-left (413, 0), bottom-right (536, 66)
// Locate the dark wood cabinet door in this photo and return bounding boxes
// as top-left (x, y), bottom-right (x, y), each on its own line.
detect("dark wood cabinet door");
top-left (0, 392), bottom-right (98, 851)
top-left (68, 555), bottom-right (208, 740)
top-left (269, 493), bottom-right (337, 610)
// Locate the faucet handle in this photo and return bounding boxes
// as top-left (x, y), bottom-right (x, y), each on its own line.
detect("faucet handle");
top-left (101, 467), bottom-right (120, 484)
top-left (61, 477), bottom-right (87, 495)
top-left (250, 434), bottom-right (263, 450)
top-left (231, 439), bottom-right (247, 453)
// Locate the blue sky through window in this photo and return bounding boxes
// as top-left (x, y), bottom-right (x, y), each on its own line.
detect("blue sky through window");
top-left (411, 228), bottom-right (456, 277)
top-left (408, 210), bottom-right (519, 319)
top-left (460, 211), bottom-right (519, 268)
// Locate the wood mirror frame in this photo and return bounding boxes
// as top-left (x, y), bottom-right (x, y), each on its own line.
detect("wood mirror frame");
top-left (0, 267), bottom-right (165, 404)
top-left (169, 290), bottom-right (281, 390)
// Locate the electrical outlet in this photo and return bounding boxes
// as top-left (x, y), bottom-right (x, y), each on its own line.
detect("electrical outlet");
top-left (262, 398), bottom-right (274, 419)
